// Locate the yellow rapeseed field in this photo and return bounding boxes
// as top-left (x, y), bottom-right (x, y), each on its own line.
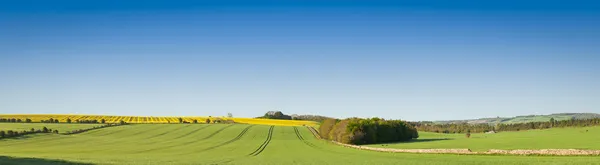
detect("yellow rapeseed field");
top-left (0, 114), bottom-right (317, 126)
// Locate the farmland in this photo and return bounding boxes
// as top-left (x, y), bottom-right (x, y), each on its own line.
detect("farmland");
top-left (2, 123), bottom-right (600, 164)
top-left (0, 114), bottom-right (317, 126)
top-left (366, 126), bottom-right (600, 152)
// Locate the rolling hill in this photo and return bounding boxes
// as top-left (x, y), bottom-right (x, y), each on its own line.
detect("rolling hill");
top-left (431, 113), bottom-right (600, 125)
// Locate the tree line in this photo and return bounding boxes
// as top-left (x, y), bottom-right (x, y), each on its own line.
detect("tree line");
top-left (63, 123), bottom-right (125, 135)
top-left (291, 115), bottom-right (334, 122)
top-left (319, 118), bottom-right (418, 145)
top-left (0, 127), bottom-right (59, 139)
top-left (259, 111), bottom-right (293, 120)
top-left (411, 117), bottom-right (600, 133)
top-left (0, 118), bottom-right (32, 123)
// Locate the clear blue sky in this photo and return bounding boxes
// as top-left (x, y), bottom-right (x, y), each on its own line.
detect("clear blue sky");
top-left (1, 0), bottom-right (599, 121)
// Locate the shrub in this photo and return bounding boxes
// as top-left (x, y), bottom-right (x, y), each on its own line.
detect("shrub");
top-left (0, 131), bottom-right (5, 138)
top-left (206, 119), bottom-right (211, 124)
top-left (466, 130), bottom-right (471, 138)
top-left (7, 130), bottom-right (15, 137)
top-left (321, 118), bottom-right (418, 145)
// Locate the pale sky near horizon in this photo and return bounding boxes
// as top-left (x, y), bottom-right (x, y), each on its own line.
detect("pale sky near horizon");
top-left (1, 0), bottom-right (599, 121)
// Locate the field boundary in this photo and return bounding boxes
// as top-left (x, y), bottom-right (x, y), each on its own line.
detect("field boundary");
top-left (307, 126), bottom-right (600, 156)
top-left (248, 125), bottom-right (274, 156)
top-left (62, 124), bottom-right (125, 135)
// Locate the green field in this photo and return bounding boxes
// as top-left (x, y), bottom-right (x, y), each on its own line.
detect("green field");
top-left (366, 126), bottom-right (600, 152)
top-left (1, 124), bottom-right (600, 165)
top-left (0, 123), bottom-right (104, 133)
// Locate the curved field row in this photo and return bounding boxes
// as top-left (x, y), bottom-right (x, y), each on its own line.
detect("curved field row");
top-left (248, 126), bottom-right (274, 156)
top-left (1, 124), bottom-right (600, 164)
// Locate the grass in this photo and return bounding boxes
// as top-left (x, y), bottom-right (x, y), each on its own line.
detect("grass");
top-left (0, 123), bottom-right (599, 164)
top-left (0, 123), bottom-right (104, 133)
top-left (366, 126), bottom-right (600, 152)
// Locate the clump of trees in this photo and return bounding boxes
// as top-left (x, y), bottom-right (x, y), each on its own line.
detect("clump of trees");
top-left (291, 115), bottom-right (334, 122)
top-left (0, 118), bottom-right (33, 123)
top-left (40, 118), bottom-right (60, 123)
top-left (260, 111), bottom-right (292, 120)
top-left (75, 119), bottom-right (100, 124)
top-left (63, 123), bottom-right (124, 135)
top-left (0, 126), bottom-right (59, 139)
top-left (410, 122), bottom-right (494, 134)
top-left (319, 118), bottom-right (418, 145)
top-left (413, 117), bottom-right (600, 133)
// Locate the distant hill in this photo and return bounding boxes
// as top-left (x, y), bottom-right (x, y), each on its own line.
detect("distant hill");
top-left (431, 113), bottom-right (600, 125)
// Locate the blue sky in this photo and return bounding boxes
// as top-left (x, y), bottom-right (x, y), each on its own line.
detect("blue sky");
top-left (1, 0), bottom-right (599, 121)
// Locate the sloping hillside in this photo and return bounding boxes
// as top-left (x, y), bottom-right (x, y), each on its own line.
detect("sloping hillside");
top-left (432, 113), bottom-right (600, 125)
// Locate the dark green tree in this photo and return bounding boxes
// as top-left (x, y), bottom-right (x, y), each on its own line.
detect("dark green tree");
top-left (466, 129), bottom-right (471, 138)
top-left (0, 131), bottom-right (5, 138)
top-left (7, 130), bottom-right (14, 137)
top-left (66, 118), bottom-right (72, 123)
top-left (193, 119), bottom-right (198, 124)
top-left (178, 118), bottom-right (183, 123)
top-left (25, 118), bottom-right (32, 123)
top-left (206, 119), bottom-right (211, 124)
top-left (101, 119), bottom-right (106, 124)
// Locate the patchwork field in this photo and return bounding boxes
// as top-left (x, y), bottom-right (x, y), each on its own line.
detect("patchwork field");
top-left (366, 126), bottom-right (600, 152)
top-left (0, 114), bottom-right (317, 126)
top-left (1, 123), bottom-right (600, 165)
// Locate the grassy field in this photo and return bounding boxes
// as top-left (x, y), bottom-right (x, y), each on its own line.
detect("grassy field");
top-left (0, 123), bottom-right (104, 133)
top-left (1, 123), bottom-right (600, 164)
top-left (366, 126), bottom-right (600, 152)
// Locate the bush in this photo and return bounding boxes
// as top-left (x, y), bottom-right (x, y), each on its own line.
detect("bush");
top-left (0, 131), bottom-right (5, 138)
top-left (206, 119), bottom-right (211, 124)
top-left (320, 117), bottom-right (418, 145)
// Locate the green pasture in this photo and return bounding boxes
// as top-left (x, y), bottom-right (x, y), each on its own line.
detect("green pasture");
top-left (367, 126), bottom-right (600, 152)
top-left (1, 123), bottom-right (599, 164)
